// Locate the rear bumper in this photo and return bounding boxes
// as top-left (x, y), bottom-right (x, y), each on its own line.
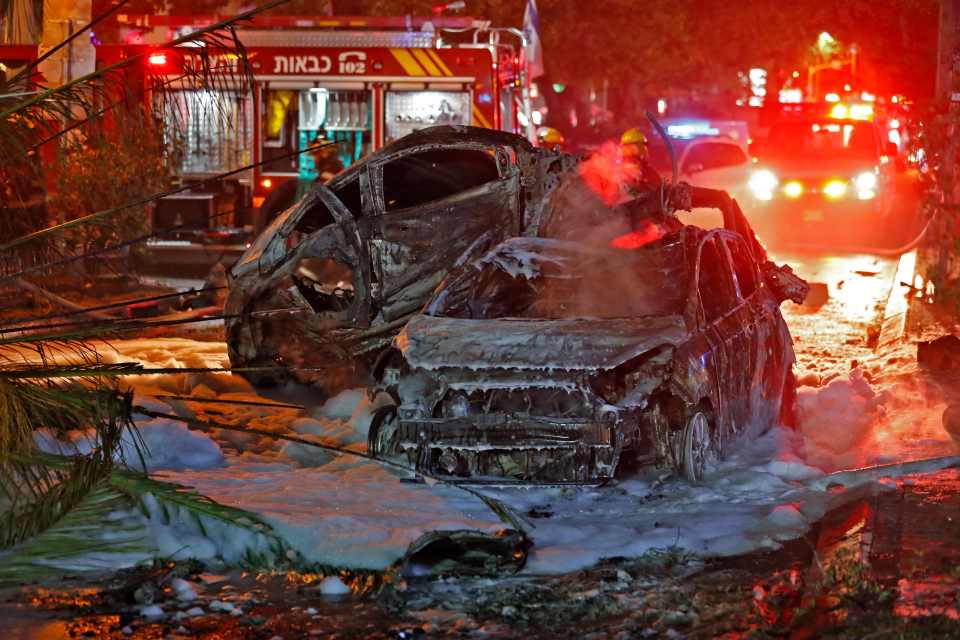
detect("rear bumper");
top-left (397, 414), bottom-right (621, 483)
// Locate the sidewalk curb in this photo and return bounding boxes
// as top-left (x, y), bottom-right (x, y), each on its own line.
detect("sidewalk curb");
top-left (876, 249), bottom-right (918, 349)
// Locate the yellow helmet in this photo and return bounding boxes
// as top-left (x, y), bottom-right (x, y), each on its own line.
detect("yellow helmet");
top-left (537, 127), bottom-right (565, 148)
top-left (620, 127), bottom-right (649, 159)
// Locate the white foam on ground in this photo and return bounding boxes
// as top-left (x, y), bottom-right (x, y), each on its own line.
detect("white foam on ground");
top-left (796, 369), bottom-right (883, 471)
top-left (134, 362), bottom-right (958, 574)
top-left (34, 417), bottom-right (225, 472)
top-left (155, 458), bottom-right (504, 571)
top-left (23, 338), bottom-right (960, 576)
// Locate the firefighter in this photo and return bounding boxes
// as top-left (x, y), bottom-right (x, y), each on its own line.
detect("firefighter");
top-left (537, 126), bottom-right (566, 152)
top-left (310, 137), bottom-right (345, 182)
top-left (619, 127), bottom-right (662, 185)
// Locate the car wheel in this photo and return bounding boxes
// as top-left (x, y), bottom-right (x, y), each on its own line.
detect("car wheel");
top-left (368, 404), bottom-right (399, 458)
top-left (680, 411), bottom-right (712, 484)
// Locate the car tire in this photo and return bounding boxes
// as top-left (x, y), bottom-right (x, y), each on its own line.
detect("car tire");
top-left (680, 411), bottom-right (712, 484)
top-left (368, 404), bottom-right (399, 458)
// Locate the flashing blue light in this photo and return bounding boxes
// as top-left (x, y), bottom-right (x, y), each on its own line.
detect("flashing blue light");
top-left (666, 122), bottom-right (720, 139)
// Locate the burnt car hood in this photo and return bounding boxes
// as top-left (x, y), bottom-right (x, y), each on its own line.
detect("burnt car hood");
top-left (397, 314), bottom-right (688, 372)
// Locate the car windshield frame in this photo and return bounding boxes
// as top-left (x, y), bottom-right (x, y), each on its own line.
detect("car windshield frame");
top-left (427, 239), bottom-right (689, 321)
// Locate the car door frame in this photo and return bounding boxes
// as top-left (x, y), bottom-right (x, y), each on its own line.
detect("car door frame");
top-left (364, 141), bottom-right (523, 312)
top-left (300, 182), bottom-right (377, 328)
top-left (717, 231), bottom-right (769, 433)
top-left (684, 229), bottom-right (751, 450)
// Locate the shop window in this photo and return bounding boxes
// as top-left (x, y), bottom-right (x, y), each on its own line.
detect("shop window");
top-left (160, 89), bottom-right (251, 174)
top-left (381, 148), bottom-right (500, 211)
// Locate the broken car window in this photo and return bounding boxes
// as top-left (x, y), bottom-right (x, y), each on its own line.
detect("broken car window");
top-left (293, 195), bottom-right (338, 236)
top-left (331, 177), bottom-right (363, 218)
top-left (381, 148), bottom-right (500, 211)
top-left (292, 257), bottom-right (356, 314)
top-left (697, 238), bottom-right (738, 323)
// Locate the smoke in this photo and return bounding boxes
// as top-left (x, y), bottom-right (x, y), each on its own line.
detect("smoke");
top-left (577, 140), bottom-right (640, 207)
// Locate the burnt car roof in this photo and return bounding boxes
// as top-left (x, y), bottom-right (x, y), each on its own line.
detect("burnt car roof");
top-left (375, 125), bottom-right (536, 155)
top-left (327, 125), bottom-right (536, 188)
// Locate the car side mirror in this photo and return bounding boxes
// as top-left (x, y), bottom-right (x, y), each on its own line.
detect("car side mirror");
top-left (761, 261), bottom-right (810, 305)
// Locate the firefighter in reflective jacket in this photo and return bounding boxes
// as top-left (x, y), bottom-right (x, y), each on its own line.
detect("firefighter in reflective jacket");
top-left (537, 126), bottom-right (566, 152)
top-left (619, 127), bottom-right (662, 187)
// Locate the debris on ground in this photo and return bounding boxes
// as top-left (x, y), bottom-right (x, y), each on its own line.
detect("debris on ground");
top-left (402, 529), bottom-right (531, 577)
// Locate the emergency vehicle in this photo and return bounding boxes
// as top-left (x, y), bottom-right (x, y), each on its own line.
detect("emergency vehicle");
top-left (95, 15), bottom-right (534, 270)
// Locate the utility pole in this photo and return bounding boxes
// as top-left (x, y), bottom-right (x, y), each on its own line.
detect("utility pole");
top-left (937, 0), bottom-right (960, 201)
top-left (936, 0), bottom-right (960, 285)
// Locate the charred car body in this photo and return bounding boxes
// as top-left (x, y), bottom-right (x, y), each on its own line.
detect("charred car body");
top-left (228, 123), bottom-right (809, 484)
top-left (374, 215), bottom-right (807, 484)
top-left (226, 126), bottom-right (576, 387)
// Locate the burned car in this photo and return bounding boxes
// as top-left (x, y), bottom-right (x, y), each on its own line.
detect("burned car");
top-left (226, 126), bottom-right (576, 387)
top-left (372, 222), bottom-right (805, 484)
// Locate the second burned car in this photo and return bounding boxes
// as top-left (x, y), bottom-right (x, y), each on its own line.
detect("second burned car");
top-left (226, 126), bottom-right (576, 389)
top-left (370, 215), bottom-right (806, 484)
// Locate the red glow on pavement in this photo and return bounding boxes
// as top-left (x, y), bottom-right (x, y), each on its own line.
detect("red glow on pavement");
top-left (610, 221), bottom-right (664, 249)
top-left (752, 564), bottom-right (805, 627)
top-left (578, 140), bottom-right (640, 207)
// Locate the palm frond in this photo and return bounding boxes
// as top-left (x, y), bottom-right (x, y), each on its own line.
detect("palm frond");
top-left (0, 462), bottom-right (297, 584)
top-left (0, 478), bottom-right (149, 584)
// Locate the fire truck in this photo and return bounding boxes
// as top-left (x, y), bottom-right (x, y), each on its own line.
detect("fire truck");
top-left (95, 15), bottom-right (534, 271)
